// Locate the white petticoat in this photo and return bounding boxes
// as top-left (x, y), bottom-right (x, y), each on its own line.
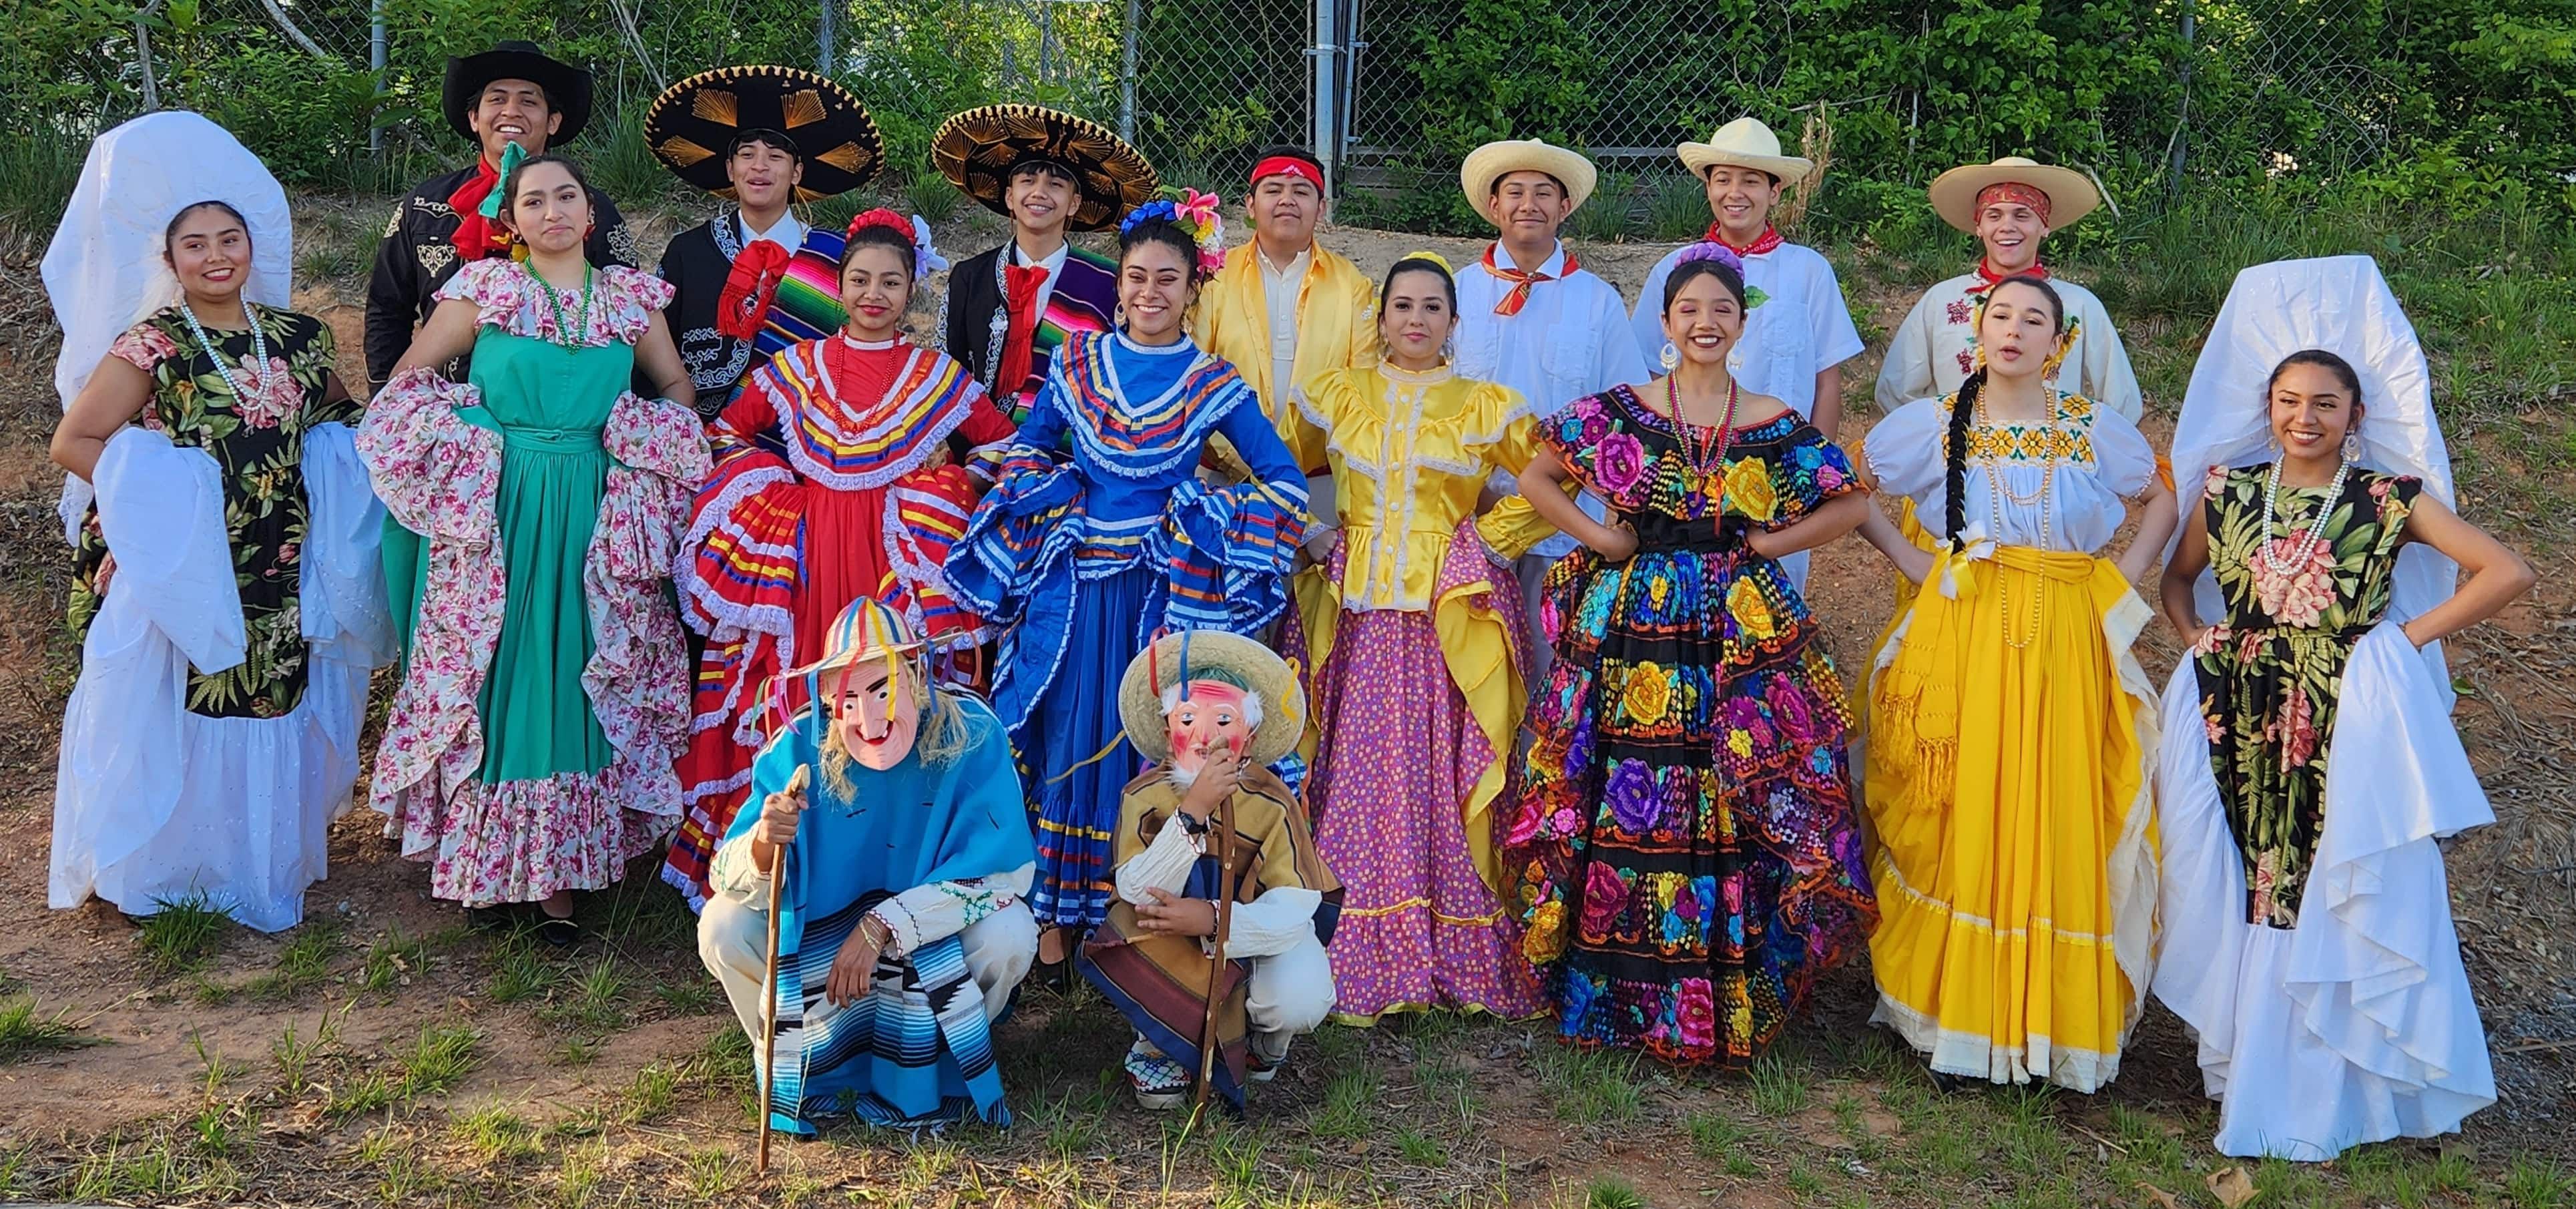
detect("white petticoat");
top-left (2151, 622), bottom-right (2496, 1160)
top-left (49, 423), bottom-right (389, 933)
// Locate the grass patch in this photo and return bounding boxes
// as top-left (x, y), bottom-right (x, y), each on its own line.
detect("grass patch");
top-left (1536, 1045), bottom-right (1647, 1125)
top-left (1747, 1050), bottom-right (1811, 1116)
top-left (487, 938), bottom-right (558, 1005)
top-left (240, 919), bottom-right (343, 999)
top-left (541, 959), bottom-right (629, 1035)
top-left (1395, 1124), bottom-right (1449, 1168)
top-left (361, 926), bottom-right (433, 993)
top-left (136, 892), bottom-right (235, 973)
top-left (652, 979), bottom-right (720, 1016)
top-left (1686, 1109), bottom-right (1760, 1177)
top-left (1586, 1175), bottom-right (1647, 1209)
top-left (1310, 1067), bottom-right (1374, 1141)
top-left (0, 996), bottom-right (90, 1063)
top-left (451, 1106), bottom-right (541, 1163)
top-left (63, 1132), bottom-right (242, 1202)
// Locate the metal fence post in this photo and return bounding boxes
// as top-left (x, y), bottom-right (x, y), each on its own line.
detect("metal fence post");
top-left (370, 0), bottom-right (387, 154)
top-left (1310, 0), bottom-right (1337, 172)
top-left (1120, 0), bottom-right (1141, 142)
top-left (2169, 0), bottom-right (2194, 193)
top-left (819, 0), bottom-right (839, 75)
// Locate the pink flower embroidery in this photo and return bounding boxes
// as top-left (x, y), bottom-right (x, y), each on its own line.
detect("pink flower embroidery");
top-left (109, 322), bottom-right (184, 371)
top-left (230, 355), bottom-right (302, 429)
top-left (1945, 300), bottom-right (1973, 325)
top-left (1580, 863), bottom-right (1628, 940)
top-left (1676, 979), bottom-right (1717, 1050)
top-left (2278, 684), bottom-right (2318, 771)
top-left (1593, 431), bottom-right (1647, 496)
top-left (2368, 477), bottom-right (2392, 500)
top-left (2250, 537), bottom-right (2336, 628)
top-left (2203, 709), bottom-right (2225, 744)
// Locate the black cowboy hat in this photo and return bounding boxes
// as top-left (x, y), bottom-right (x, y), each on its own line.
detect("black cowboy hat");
top-left (931, 105), bottom-right (1159, 234)
top-left (643, 65), bottom-right (883, 201)
top-left (443, 41), bottom-right (595, 145)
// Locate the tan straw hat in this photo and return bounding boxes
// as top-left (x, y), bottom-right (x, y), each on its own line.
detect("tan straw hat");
top-left (1460, 138), bottom-right (1598, 224)
top-left (1926, 156), bottom-right (2100, 234)
top-left (1116, 630), bottom-right (1304, 770)
top-left (1676, 117), bottom-right (1814, 184)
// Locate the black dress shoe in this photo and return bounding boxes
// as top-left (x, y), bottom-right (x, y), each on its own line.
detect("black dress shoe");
top-left (537, 915), bottom-right (579, 948)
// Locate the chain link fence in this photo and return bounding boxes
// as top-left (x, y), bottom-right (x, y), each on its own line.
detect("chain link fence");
top-left (17, 0), bottom-right (2531, 236)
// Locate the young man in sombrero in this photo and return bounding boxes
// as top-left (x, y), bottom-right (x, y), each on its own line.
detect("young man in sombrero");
top-left (1452, 138), bottom-right (1648, 665)
top-left (1874, 156), bottom-right (2140, 421)
top-left (648, 65), bottom-right (887, 414)
top-left (1081, 631), bottom-right (1339, 1112)
top-left (1192, 147), bottom-right (1378, 491)
top-left (931, 105), bottom-right (1158, 417)
top-left (363, 40), bottom-right (637, 394)
top-left (699, 597), bottom-right (1039, 1132)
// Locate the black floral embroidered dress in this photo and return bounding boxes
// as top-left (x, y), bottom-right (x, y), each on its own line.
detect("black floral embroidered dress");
top-left (70, 304), bottom-right (355, 719)
top-left (2192, 463), bottom-right (2419, 927)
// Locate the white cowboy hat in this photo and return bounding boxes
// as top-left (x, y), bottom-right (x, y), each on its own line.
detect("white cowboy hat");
top-left (1676, 117), bottom-right (1814, 184)
top-left (1461, 138), bottom-right (1598, 224)
top-left (1926, 156), bottom-right (2101, 233)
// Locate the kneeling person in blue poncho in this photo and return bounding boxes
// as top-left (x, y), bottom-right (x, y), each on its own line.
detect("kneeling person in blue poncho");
top-left (698, 597), bottom-right (1039, 1133)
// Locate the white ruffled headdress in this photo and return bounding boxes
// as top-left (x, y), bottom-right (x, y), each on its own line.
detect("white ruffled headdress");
top-left (2167, 255), bottom-right (2459, 692)
top-left (40, 111), bottom-right (295, 543)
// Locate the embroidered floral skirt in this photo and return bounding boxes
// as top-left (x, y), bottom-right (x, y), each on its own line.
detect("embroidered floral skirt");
top-left (1510, 545), bottom-right (1874, 1065)
top-left (1310, 604), bottom-right (1543, 1023)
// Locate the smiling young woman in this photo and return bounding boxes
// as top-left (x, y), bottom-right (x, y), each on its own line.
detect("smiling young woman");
top-left (665, 210), bottom-right (1015, 909)
top-left (945, 195), bottom-right (1309, 971)
top-left (360, 152), bottom-right (706, 943)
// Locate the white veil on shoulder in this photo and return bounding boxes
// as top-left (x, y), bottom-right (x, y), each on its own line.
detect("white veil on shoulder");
top-left (2168, 255), bottom-right (2458, 692)
top-left (40, 111), bottom-right (296, 541)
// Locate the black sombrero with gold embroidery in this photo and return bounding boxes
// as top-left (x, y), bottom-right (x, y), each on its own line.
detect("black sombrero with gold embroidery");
top-left (931, 104), bottom-right (1160, 233)
top-left (644, 65), bottom-right (882, 200)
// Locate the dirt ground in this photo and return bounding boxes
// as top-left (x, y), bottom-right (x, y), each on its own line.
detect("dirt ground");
top-left (0, 200), bottom-right (2567, 1206)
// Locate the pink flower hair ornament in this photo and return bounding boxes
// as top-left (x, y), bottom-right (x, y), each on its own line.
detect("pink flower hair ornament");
top-left (1119, 188), bottom-right (1228, 276)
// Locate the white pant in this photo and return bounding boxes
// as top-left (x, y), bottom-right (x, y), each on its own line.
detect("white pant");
top-left (1243, 931), bottom-right (1336, 1040)
top-left (698, 891), bottom-right (1039, 1043)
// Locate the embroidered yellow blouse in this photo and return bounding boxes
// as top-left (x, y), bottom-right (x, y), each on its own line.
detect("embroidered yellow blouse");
top-left (1298, 365), bottom-right (1555, 612)
top-left (1294, 363), bottom-right (1556, 888)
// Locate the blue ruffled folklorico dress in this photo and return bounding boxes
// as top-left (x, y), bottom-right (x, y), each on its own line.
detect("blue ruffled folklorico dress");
top-left (728, 690), bottom-right (1038, 1132)
top-left (947, 331), bottom-right (1308, 935)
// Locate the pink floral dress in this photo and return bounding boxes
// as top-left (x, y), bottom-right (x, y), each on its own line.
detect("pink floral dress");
top-left (2189, 465), bottom-right (2419, 927)
top-left (358, 260), bottom-right (711, 907)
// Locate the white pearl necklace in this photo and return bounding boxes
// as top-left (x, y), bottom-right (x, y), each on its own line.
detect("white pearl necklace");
top-left (2257, 456), bottom-right (2352, 574)
top-left (179, 300), bottom-right (272, 404)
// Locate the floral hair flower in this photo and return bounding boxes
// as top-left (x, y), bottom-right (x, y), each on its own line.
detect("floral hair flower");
top-left (1119, 188), bottom-right (1228, 275)
top-left (844, 208), bottom-right (949, 280)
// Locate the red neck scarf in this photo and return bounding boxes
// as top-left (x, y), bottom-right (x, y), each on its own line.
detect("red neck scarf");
top-left (716, 238), bottom-right (792, 341)
top-left (1702, 222), bottom-right (1784, 257)
top-left (994, 259), bottom-right (1050, 401)
top-left (1483, 244), bottom-right (1577, 316)
top-left (447, 156), bottom-right (516, 262)
top-left (1975, 258), bottom-right (2048, 288)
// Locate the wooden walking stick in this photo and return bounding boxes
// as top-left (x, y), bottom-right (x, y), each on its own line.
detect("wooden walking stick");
top-left (758, 763), bottom-right (811, 1175)
top-left (1192, 748), bottom-right (1244, 1116)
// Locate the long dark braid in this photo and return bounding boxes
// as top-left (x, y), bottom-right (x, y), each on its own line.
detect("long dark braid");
top-left (1943, 367), bottom-right (1985, 543)
top-left (1947, 274), bottom-right (2066, 543)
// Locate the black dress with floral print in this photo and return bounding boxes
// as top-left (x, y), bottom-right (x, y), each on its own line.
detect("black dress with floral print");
top-left (69, 304), bottom-right (357, 720)
top-left (2192, 463), bottom-right (2419, 927)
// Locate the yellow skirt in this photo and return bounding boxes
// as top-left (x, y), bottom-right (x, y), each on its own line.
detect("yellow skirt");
top-left (1863, 541), bottom-right (2159, 1092)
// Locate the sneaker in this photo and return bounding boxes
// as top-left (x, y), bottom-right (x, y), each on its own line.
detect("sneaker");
top-left (1246, 1030), bottom-right (1291, 1083)
top-left (1124, 1041), bottom-right (1191, 1111)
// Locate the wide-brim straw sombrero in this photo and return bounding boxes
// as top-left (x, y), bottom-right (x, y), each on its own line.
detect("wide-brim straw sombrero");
top-left (1927, 156), bottom-right (2100, 233)
top-left (1461, 138), bottom-right (1598, 224)
top-left (1116, 631), bottom-right (1303, 770)
top-left (1676, 116), bottom-right (1814, 184)
top-left (443, 41), bottom-right (593, 144)
top-left (645, 65), bottom-right (882, 200)
top-left (784, 597), bottom-right (926, 682)
top-left (931, 105), bottom-right (1160, 233)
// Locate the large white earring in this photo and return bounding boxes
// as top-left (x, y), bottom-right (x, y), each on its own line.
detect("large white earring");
top-left (1658, 341), bottom-right (1680, 372)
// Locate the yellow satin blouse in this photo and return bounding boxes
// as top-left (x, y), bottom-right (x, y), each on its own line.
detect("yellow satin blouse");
top-left (1298, 364), bottom-right (1555, 612)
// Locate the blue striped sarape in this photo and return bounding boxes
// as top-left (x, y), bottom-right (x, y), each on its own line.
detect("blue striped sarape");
top-left (728, 688), bottom-right (1037, 1134)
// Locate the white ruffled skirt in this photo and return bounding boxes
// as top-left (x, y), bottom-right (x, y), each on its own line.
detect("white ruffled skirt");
top-left (2151, 622), bottom-right (2496, 1160)
top-left (49, 423), bottom-right (390, 934)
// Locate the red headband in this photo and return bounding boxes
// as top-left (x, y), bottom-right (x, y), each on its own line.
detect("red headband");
top-left (1250, 155), bottom-right (1326, 195)
top-left (846, 208), bottom-right (912, 239)
top-left (1975, 182), bottom-right (2053, 224)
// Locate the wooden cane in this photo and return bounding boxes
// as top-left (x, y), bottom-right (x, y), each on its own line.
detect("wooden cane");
top-left (757, 764), bottom-right (811, 1175)
top-left (1192, 760), bottom-right (1243, 1114)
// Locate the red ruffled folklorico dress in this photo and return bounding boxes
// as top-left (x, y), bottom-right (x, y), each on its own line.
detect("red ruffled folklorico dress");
top-left (664, 334), bottom-right (1015, 907)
